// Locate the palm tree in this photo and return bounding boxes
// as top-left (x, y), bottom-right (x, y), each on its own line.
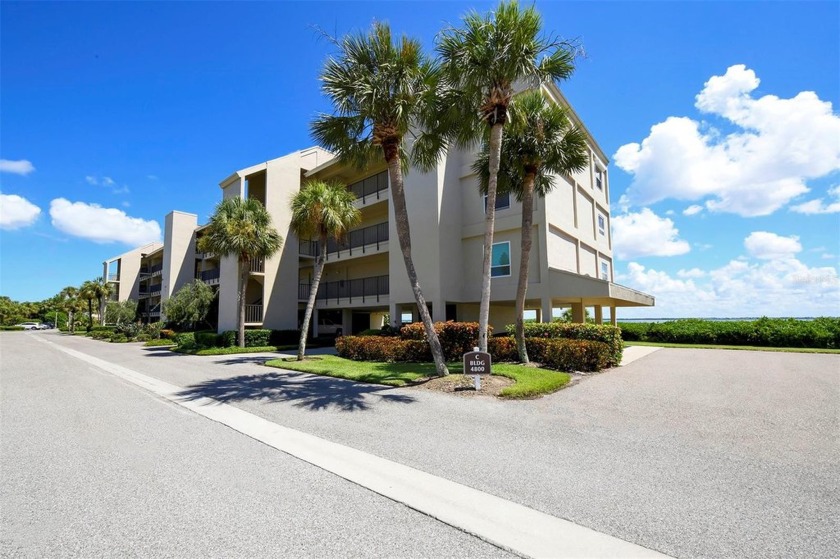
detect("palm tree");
top-left (79, 280), bottom-right (97, 332)
top-left (311, 22), bottom-right (452, 376)
top-left (291, 180), bottom-right (361, 361)
top-left (198, 197), bottom-right (282, 348)
top-left (91, 278), bottom-right (113, 326)
top-left (59, 286), bottom-right (79, 332)
top-left (474, 90), bottom-right (588, 362)
top-left (438, 0), bottom-right (578, 352)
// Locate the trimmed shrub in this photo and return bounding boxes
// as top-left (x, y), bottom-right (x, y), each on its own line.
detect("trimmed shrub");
top-left (399, 321), bottom-right (485, 361)
top-left (174, 332), bottom-right (196, 348)
top-left (0, 326), bottom-right (25, 331)
top-left (142, 322), bottom-right (164, 340)
top-left (109, 334), bottom-right (129, 343)
top-left (488, 337), bottom-right (518, 362)
top-left (195, 330), bottom-right (221, 348)
top-left (160, 329), bottom-right (176, 340)
top-left (541, 339), bottom-right (611, 372)
top-left (336, 336), bottom-right (432, 362)
top-left (509, 322), bottom-right (623, 367)
top-left (617, 317), bottom-right (840, 349)
top-left (220, 329), bottom-right (272, 348)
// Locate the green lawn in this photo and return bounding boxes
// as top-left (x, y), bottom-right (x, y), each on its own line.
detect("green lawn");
top-left (264, 355), bottom-right (572, 398)
top-left (625, 341), bottom-right (840, 354)
top-left (173, 345), bottom-right (296, 356)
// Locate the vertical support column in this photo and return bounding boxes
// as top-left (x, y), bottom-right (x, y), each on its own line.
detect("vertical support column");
top-left (541, 297), bottom-right (553, 323)
top-left (572, 302), bottom-right (585, 324)
top-left (610, 306), bottom-right (617, 326)
top-left (594, 306), bottom-right (603, 325)
top-left (389, 302), bottom-right (399, 329)
top-left (432, 298), bottom-right (446, 323)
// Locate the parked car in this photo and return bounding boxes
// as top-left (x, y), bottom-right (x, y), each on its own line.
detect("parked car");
top-left (15, 322), bottom-right (48, 330)
top-left (317, 317), bottom-right (343, 337)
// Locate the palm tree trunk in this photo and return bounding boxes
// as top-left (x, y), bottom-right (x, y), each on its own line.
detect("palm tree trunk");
top-left (479, 122), bottom-right (504, 353)
top-left (98, 297), bottom-right (105, 326)
top-left (238, 260), bottom-right (248, 348)
top-left (87, 300), bottom-right (93, 332)
top-left (515, 173), bottom-right (536, 364)
top-left (297, 235), bottom-right (327, 360)
top-left (385, 147), bottom-right (449, 376)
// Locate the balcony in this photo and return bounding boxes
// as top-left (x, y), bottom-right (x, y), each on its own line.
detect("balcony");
top-left (349, 170), bottom-right (388, 205)
top-left (198, 268), bottom-right (220, 284)
top-left (245, 304), bottom-right (263, 324)
top-left (249, 258), bottom-right (264, 274)
top-left (150, 263), bottom-right (163, 277)
top-left (138, 285), bottom-right (150, 299)
top-left (299, 274), bottom-right (389, 304)
top-left (107, 273), bottom-right (119, 282)
top-left (149, 283), bottom-right (162, 296)
top-left (300, 222), bottom-right (389, 259)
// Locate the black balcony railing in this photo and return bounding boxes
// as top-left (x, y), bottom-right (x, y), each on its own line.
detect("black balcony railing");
top-left (150, 263), bottom-right (163, 276)
top-left (300, 222), bottom-right (389, 258)
top-left (149, 283), bottom-right (162, 294)
top-left (299, 274), bottom-right (389, 303)
top-left (349, 170), bottom-right (388, 203)
top-left (199, 268), bottom-right (220, 282)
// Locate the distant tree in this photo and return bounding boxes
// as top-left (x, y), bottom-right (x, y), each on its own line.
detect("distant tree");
top-left (106, 299), bottom-right (138, 329)
top-left (162, 280), bottom-right (217, 331)
top-left (79, 280), bottom-right (98, 332)
top-left (290, 180), bottom-right (360, 360)
top-left (198, 198), bottom-right (282, 347)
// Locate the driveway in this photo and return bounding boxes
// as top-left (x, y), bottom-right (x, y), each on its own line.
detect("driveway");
top-left (8, 333), bottom-right (840, 558)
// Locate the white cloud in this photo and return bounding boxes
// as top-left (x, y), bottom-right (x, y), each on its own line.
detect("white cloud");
top-left (790, 185), bottom-right (840, 214)
top-left (683, 204), bottom-right (703, 216)
top-left (617, 257), bottom-right (839, 318)
top-left (677, 268), bottom-right (706, 278)
top-left (85, 176), bottom-right (98, 185)
top-left (614, 64), bottom-right (840, 217)
top-left (49, 198), bottom-right (161, 245)
top-left (611, 208), bottom-right (691, 259)
top-left (86, 175), bottom-right (128, 194)
top-left (0, 159), bottom-right (35, 175)
top-left (744, 231), bottom-right (802, 260)
top-left (0, 194), bottom-right (41, 229)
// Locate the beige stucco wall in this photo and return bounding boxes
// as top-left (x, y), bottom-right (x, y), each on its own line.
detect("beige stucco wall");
top-left (161, 211), bottom-right (198, 319)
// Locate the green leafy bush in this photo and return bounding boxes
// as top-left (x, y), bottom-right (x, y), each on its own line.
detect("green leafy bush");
top-left (145, 338), bottom-right (176, 347)
top-left (195, 330), bottom-right (221, 348)
top-left (618, 317), bottom-right (840, 348)
top-left (142, 322), bottom-right (164, 339)
top-left (219, 329), bottom-right (272, 348)
top-left (541, 339), bottom-right (611, 372)
top-left (508, 322), bottom-right (623, 366)
top-left (0, 326), bottom-right (25, 331)
top-left (160, 329), bottom-right (176, 340)
top-left (399, 321), bottom-right (485, 361)
top-left (335, 336), bottom-right (431, 362)
top-left (109, 334), bottom-right (129, 343)
top-left (174, 332), bottom-right (196, 348)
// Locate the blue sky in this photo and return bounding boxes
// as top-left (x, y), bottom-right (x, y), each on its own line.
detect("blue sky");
top-left (1, 1), bottom-right (838, 318)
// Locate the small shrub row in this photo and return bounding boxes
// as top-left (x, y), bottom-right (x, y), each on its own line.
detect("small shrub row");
top-left (400, 321), bottom-right (486, 361)
top-left (337, 334), bottom-right (611, 372)
top-left (506, 322), bottom-right (623, 366)
top-left (489, 337), bottom-right (611, 372)
top-left (618, 317), bottom-right (840, 349)
top-left (0, 326), bottom-right (25, 331)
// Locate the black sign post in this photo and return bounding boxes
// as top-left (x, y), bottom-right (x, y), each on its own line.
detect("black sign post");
top-left (463, 347), bottom-right (491, 390)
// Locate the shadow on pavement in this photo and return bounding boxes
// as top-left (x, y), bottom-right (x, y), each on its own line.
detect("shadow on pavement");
top-left (175, 371), bottom-right (416, 412)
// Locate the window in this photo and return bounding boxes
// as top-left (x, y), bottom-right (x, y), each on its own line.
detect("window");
top-left (598, 214), bottom-right (606, 236)
top-left (484, 192), bottom-right (510, 212)
top-left (595, 168), bottom-right (604, 190)
top-left (400, 312), bottom-right (413, 324)
top-left (601, 262), bottom-right (609, 281)
top-left (491, 242), bottom-right (511, 277)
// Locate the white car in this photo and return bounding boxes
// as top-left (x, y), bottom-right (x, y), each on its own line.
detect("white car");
top-left (15, 322), bottom-right (49, 330)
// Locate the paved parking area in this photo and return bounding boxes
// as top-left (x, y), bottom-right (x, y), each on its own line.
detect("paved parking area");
top-left (11, 333), bottom-right (840, 558)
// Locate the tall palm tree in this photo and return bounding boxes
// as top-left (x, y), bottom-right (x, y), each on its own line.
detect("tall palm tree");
top-left (291, 180), bottom-right (361, 360)
top-left (198, 197), bottom-right (282, 348)
top-left (475, 91), bottom-right (589, 362)
top-left (79, 280), bottom-right (97, 332)
top-left (59, 285), bottom-right (79, 333)
top-left (91, 278), bottom-right (113, 326)
top-left (311, 22), bottom-right (452, 376)
top-left (438, 0), bottom-right (578, 352)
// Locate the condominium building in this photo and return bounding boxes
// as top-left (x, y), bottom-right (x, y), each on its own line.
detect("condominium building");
top-left (103, 84), bottom-right (653, 333)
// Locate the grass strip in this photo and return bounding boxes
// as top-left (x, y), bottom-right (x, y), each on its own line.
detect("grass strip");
top-left (625, 341), bottom-right (840, 354)
top-left (265, 355), bottom-right (572, 397)
top-left (173, 345), bottom-right (296, 356)
top-left (144, 339), bottom-right (176, 347)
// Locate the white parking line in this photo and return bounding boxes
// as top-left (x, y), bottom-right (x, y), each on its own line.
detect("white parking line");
top-left (35, 336), bottom-right (671, 559)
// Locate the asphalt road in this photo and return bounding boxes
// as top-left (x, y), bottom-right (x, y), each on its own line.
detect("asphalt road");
top-left (0, 333), bottom-right (512, 558)
top-left (3, 332), bottom-right (839, 558)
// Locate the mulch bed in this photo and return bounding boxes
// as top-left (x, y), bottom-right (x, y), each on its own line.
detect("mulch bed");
top-left (412, 374), bottom-right (514, 397)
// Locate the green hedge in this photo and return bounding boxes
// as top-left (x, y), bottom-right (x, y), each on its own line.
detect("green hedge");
top-left (400, 321), bottom-right (484, 361)
top-left (0, 326), bottom-right (25, 331)
top-left (489, 337), bottom-right (611, 372)
top-left (619, 317), bottom-right (840, 348)
top-left (335, 336), bottom-right (430, 362)
top-left (506, 322), bottom-right (623, 367)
